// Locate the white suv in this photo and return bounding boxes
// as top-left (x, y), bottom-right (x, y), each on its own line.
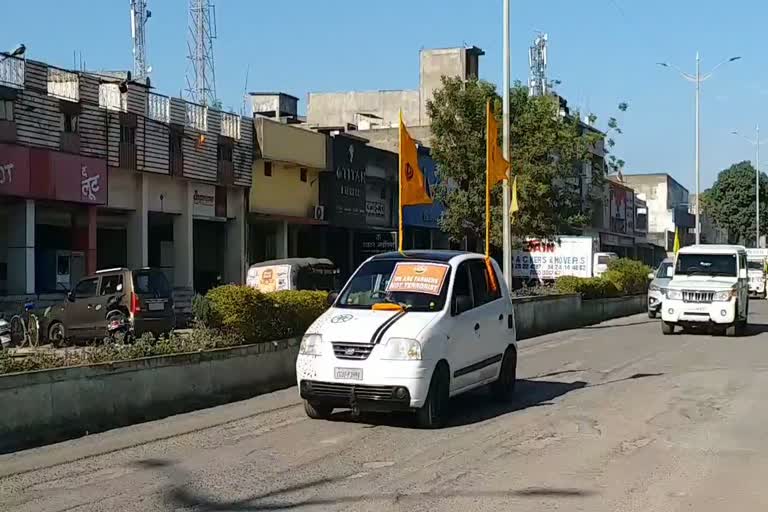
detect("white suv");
top-left (296, 251), bottom-right (518, 428)
top-left (661, 245), bottom-right (749, 337)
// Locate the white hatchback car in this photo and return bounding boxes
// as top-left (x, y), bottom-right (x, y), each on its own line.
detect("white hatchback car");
top-left (296, 250), bottom-right (518, 428)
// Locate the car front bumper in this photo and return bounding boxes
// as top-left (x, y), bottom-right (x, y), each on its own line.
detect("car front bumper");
top-left (648, 290), bottom-right (664, 312)
top-left (661, 298), bottom-right (736, 325)
top-left (296, 354), bottom-right (432, 409)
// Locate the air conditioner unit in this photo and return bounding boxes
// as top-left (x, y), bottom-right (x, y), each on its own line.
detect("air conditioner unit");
top-left (313, 205), bottom-right (325, 221)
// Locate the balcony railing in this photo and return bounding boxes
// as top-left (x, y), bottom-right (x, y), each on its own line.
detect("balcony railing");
top-left (220, 113), bottom-right (241, 140)
top-left (0, 55), bottom-right (24, 89)
top-left (185, 103), bottom-right (207, 132)
top-left (98, 83), bottom-right (127, 112)
top-left (47, 67), bottom-right (80, 102)
top-left (148, 93), bottom-right (170, 123)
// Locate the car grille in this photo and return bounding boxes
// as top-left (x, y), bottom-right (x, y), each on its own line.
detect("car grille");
top-left (305, 381), bottom-right (398, 400)
top-left (683, 290), bottom-right (714, 303)
top-left (332, 342), bottom-right (374, 360)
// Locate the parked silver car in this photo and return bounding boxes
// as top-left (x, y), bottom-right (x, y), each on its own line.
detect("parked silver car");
top-left (648, 258), bottom-right (674, 319)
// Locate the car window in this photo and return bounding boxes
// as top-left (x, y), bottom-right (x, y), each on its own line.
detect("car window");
top-left (468, 259), bottom-right (500, 306)
top-left (452, 262), bottom-right (473, 307)
top-left (597, 255), bottom-right (610, 265)
top-left (657, 262), bottom-right (673, 278)
top-left (100, 274), bottom-right (124, 296)
top-left (74, 278), bottom-right (98, 299)
top-left (133, 270), bottom-right (172, 297)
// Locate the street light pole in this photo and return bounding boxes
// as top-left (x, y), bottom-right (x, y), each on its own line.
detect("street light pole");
top-left (658, 52), bottom-right (741, 245)
top-left (501, 0), bottom-right (511, 288)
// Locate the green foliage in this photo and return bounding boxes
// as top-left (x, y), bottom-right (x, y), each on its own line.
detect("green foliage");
top-left (206, 285), bottom-right (328, 343)
top-left (555, 276), bottom-right (619, 299)
top-left (191, 293), bottom-right (213, 327)
top-left (703, 161), bottom-right (768, 245)
top-left (603, 258), bottom-right (652, 295)
top-left (426, 77), bottom-right (621, 248)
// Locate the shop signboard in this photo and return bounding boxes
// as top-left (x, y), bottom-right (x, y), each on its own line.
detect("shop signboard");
top-left (320, 136), bottom-right (367, 227)
top-left (192, 184), bottom-right (216, 218)
top-left (0, 143), bottom-right (30, 198)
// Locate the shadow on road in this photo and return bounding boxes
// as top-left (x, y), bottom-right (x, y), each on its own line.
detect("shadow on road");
top-left (581, 319), bottom-right (656, 330)
top-left (136, 459), bottom-right (597, 511)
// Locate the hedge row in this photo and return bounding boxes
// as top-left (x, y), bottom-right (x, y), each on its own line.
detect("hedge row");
top-left (555, 258), bottom-right (651, 299)
top-left (196, 286), bottom-right (328, 344)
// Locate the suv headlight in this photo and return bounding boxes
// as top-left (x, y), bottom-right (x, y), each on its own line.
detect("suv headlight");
top-left (299, 334), bottom-right (323, 356)
top-left (380, 338), bottom-right (422, 361)
top-left (666, 289), bottom-right (683, 300)
top-left (649, 284), bottom-right (660, 292)
top-left (713, 289), bottom-right (736, 302)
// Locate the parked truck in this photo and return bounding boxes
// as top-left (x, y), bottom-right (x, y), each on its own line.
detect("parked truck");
top-left (512, 236), bottom-right (618, 281)
top-left (745, 248), bottom-right (768, 298)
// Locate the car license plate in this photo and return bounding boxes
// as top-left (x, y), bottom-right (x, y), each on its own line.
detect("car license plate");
top-left (335, 367), bottom-right (363, 381)
top-left (148, 302), bottom-right (164, 311)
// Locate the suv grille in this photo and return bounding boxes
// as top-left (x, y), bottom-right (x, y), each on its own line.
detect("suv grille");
top-left (683, 290), bottom-right (714, 303)
top-left (332, 342), bottom-right (374, 360)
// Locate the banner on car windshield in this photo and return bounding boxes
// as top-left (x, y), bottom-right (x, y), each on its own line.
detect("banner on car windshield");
top-left (386, 262), bottom-right (449, 296)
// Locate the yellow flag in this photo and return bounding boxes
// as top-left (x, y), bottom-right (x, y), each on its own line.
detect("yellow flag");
top-left (673, 227), bottom-right (680, 254)
top-left (399, 112), bottom-right (432, 251)
top-left (486, 100), bottom-right (509, 187)
top-left (510, 175), bottom-right (520, 216)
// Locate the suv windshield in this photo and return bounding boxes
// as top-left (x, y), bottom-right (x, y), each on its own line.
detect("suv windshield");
top-left (675, 254), bottom-right (737, 277)
top-left (132, 270), bottom-right (171, 297)
top-left (748, 260), bottom-right (764, 271)
top-left (337, 259), bottom-right (451, 312)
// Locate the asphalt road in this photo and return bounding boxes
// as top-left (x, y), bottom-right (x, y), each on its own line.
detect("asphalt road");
top-left (4, 302), bottom-right (768, 511)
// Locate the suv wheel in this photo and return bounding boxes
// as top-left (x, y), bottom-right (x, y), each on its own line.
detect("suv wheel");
top-left (417, 364), bottom-right (449, 429)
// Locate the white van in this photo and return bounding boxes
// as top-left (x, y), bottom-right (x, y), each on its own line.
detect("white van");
top-left (296, 250), bottom-right (518, 428)
top-left (661, 245), bottom-right (749, 336)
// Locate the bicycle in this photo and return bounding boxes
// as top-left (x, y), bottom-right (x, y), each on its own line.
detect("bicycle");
top-left (9, 302), bottom-right (40, 349)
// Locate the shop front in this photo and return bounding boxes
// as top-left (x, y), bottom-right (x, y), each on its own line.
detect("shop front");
top-left (0, 142), bottom-right (107, 295)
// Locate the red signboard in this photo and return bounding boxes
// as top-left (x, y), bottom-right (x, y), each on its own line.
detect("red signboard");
top-left (0, 143), bottom-right (31, 198)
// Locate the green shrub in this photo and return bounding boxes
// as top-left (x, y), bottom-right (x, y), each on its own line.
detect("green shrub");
top-left (604, 258), bottom-right (651, 295)
top-left (555, 276), bottom-right (619, 299)
top-left (191, 293), bottom-right (213, 326)
top-left (206, 285), bottom-right (328, 343)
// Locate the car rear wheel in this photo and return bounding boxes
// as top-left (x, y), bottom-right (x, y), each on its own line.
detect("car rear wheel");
top-left (491, 347), bottom-right (517, 402)
top-left (303, 400), bottom-right (333, 420)
top-left (48, 322), bottom-right (66, 348)
top-left (417, 363), bottom-right (449, 429)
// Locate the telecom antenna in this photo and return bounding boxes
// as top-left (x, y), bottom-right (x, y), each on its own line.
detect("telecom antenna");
top-left (130, 0), bottom-right (151, 81)
top-left (528, 32), bottom-right (549, 97)
top-left (185, 0), bottom-right (217, 106)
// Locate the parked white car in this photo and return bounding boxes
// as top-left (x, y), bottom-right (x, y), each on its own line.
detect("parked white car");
top-left (296, 250), bottom-right (518, 428)
top-left (661, 245), bottom-right (749, 337)
top-left (747, 257), bottom-right (766, 298)
top-left (647, 258), bottom-right (673, 319)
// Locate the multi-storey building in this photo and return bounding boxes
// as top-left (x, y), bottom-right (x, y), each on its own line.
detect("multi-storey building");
top-left (0, 54), bottom-right (252, 318)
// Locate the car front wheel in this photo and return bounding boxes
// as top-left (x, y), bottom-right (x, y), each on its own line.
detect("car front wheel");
top-left (491, 348), bottom-right (517, 402)
top-left (417, 364), bottom-right (449, 429)
top-left (303, 400), bottom-right (333, 420)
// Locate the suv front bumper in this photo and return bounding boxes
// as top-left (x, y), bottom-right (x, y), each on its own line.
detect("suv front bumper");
top-left (661, 298), bottom-right (736, 325)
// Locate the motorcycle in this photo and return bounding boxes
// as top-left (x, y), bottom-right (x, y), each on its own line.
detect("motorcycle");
top-left (0, 316), bottom-right (11, 350)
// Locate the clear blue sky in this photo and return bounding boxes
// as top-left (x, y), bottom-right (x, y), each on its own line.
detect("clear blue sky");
top-left (3, 0), bottom-right (766, 193)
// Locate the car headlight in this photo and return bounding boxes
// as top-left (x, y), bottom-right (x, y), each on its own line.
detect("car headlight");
top-left (666, 289), bottom-right (682, 300)
top-left (649, 284), bottom-right (659, 292)
top-left (299, 333), bottom-right (323, 356)
top-left (380, 338), bottom-right (422, 361)
top-left (712, 289), bottom-right (736, 302)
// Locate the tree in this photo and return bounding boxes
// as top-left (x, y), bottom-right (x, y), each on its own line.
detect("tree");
top-left (426, 77), bottom-right (606, 249)
top-left (703, 161), bottom-right (768, 245)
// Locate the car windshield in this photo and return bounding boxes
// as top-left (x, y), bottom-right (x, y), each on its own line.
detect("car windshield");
top-left (657, 262), bottom-right (673, 278)
top-left (132, 270), bottom-right (171, 297)
top-left (748, 260), bottom-right (763, 271)
top-left (337, 259), bottom-right (451, 312)
top-left (675, 254), bottom-right (737, 277)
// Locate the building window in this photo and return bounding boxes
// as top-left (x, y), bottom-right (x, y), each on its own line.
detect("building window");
top-left (61, 111), bottom-right (79, 133)
top-left (169, 128), bottom-right (184, 176)
top-left (217, 142), bottom-right (233, 162)
top-left (0, 99), bottom-right (13, 121)
top-left (264, 161), bottom-right (272, 177)
top-left (300, 167), bottom-right (308, 182)
top-left (120, 125), bottom-right (136, 144)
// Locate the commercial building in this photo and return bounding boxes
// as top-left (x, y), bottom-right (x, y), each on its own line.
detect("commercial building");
top-left (0, 54), bottom-right (252, 317)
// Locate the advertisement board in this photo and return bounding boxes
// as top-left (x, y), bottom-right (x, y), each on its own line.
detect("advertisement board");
top-left (512, 236), bottom-right (595, 279)
top-left (246, 264), bottom-right (291, 293)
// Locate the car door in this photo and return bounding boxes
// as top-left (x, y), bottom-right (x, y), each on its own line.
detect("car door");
top-left (739, 253), bottom-right (750, 319)
top-left (96, 272), bottom-right (125, 320)
top-left (467, 259), bottom-right (507, 381)
top-left (66, 277), bottom-right (99, 337)
top-left (444, 261), bottom-right (484, 393)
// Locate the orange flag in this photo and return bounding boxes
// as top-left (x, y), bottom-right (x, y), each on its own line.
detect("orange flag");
top-left (485, 99), bottom-right (510, 291)
top-left (398, 112), bottom-right (433, 251)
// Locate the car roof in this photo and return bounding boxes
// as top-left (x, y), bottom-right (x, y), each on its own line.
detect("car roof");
top-left (678, 244), bottom-right (747, 255)
top-left (369, 250), bottom-right (483, 264)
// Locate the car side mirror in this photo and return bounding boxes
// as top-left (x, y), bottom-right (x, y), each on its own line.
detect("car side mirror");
top-left (452, 295), bottom-right (473, 316)
top-left (67, 291), bottom-right (75, 302)
top-left (327, 291), bottom-right (339, 307)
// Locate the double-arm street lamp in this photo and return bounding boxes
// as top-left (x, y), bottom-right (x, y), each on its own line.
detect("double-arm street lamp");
top-left (658, 52), bottom-right (742, 245)
top-left (732, 126), bottom-right (767, 247)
